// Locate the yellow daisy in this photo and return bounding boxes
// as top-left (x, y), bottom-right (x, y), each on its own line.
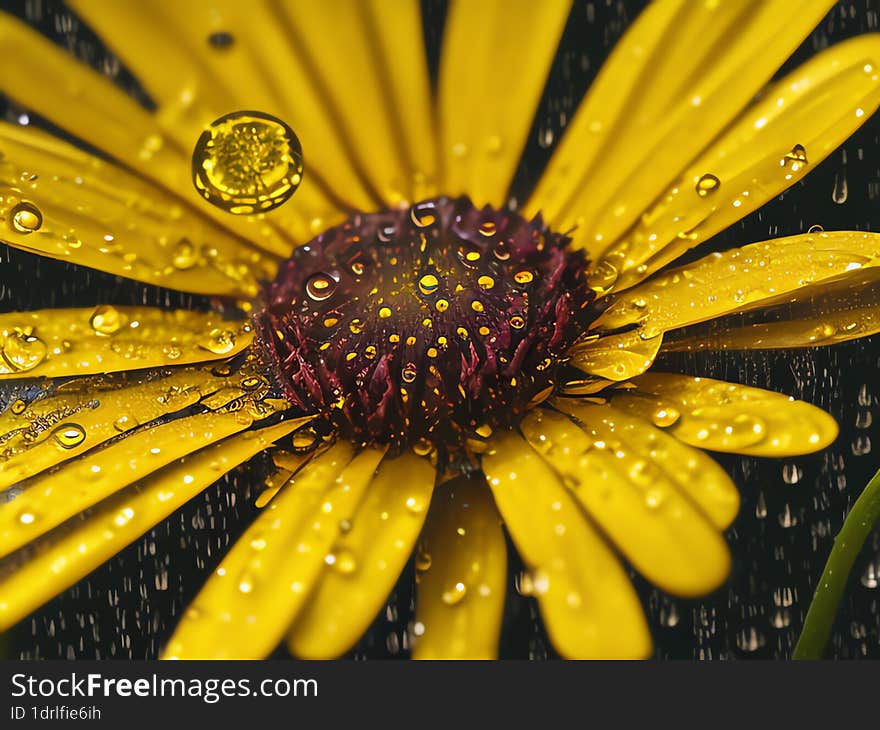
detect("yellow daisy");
top-left (0, 0), bottom-right (879, 660)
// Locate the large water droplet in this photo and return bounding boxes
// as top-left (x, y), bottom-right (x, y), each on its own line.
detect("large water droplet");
top-left (89, 305), bottom-right (124, 336)
top-left (9, 201), bottom-right (42, 234)
top-left (1, 330), bottom-right (47, 372)
top-left (695, 173), bottom-right (720, 197)
top-left (52, 423), bottom-right (86, 449)
top-left (198, 328), bottom-right (236, 354)
top-left (192, 111), bottom-right (303, 214)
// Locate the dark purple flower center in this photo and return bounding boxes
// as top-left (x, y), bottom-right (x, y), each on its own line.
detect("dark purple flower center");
top-left (257, 196), bottom-right (596, 457)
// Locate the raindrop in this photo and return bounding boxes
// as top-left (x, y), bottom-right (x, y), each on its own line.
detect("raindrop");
top-left (192, 110), bottom-right (303, 214)
top-left (198, 328), bottom-right (236, 355)
top-left (52, 423), bottom-right (86, 449)
top-left (832, 171), bottom-right (848, 204)
top-left (781, 144), bottom-right (808, 171)
top-left (89, 305), bottom-right (124, 336)
top-left (305, 273), bottom-right (336, 301)
top-left (8, 201), bottom-right (42, 234)
top-left (695, 173), bottom-right (720, 197)
top-left (172, 238), bottom-right (198, 269)
top-left (586, 260), bottom-right (619, 294)
top-left (441, 581), bottom-right (467, 605)
top-left (1, 330), bottom-right (47, 372)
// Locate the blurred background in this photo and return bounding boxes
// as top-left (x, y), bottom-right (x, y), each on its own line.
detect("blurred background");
top-left (1, 0), bottom-right (879, 659)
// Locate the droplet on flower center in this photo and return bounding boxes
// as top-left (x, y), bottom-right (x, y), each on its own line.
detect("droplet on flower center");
top-left (192, 111), bottom-right (303, 215)
top-left (257, 196), bottom-right (597, 456)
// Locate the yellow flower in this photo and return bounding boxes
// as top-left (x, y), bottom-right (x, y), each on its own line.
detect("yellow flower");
top-left (0, 0), bottom-right (878, 660)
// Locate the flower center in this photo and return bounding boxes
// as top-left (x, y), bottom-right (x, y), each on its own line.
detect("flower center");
top-left (257, 196), bottom-right (596, 457)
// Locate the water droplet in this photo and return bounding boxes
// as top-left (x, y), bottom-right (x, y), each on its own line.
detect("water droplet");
top-left (9, 201), bottom-right (42, 234)
top-left (1, 326), bottom-right (45, 372)
top-left (52, 423), bottom-right (86, 449)
top-left (410, 202), bottom-right (436, 227)
top-left (478, 220), bottom-right (497, 237)
top-left (10, 398), bottom-right (27, 415)
top-left (331, 548), bottom-right (357, 574)
top-left (305, 273), bottom-right (336, 301)
top-left (172, 238), bottom-right (198, 269)
top-left (650, 406), bottom-right (681, 428)
top-left (418, 273), bottom-right (439, 296)
top-left (586, 259), bottom-right (618, 294)
top-left (113, 415), bottom-right (136, 432)
top-left (695, 173), bottom-right (720, 197)
top-left (832, 171), bottom-right (848, 204)
top-left (292, 426), bottom-right (319, 451)
top-left (192, 111), bottom-right (303, 214)
top-left (89, 305), bottom-right (124, 336)
top-left (415, 546), bottom-right (432, 573)
top-left (402, 363), bottom-right (417, 383)
top-left (198, 328), bottom-right (236, 354)
top-left (441, 581), bottom-right (467, 605)
top-left (781, 143), bottom-right (808, 171)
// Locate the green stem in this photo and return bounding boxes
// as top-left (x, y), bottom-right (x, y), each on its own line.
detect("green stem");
top-left (793, 466), bottom-right (880, 659)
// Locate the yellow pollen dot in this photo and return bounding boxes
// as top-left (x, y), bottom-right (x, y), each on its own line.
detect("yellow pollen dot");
top-left (471, 300), bottom-right (484, 313)
top-left (365, 345), bottom-right (377, 359)
top-left (457, 327), bottom-right (469, 339)
top-left (320, 342), bottom-right (331, 350)
top-left (346, 352), bottom-right (357, 361)
top-left (349, 319), bottom-right (364, 334)
top-left (465, 251), bottom-right (481, 262)
top-left (323, 317), bottom-right (338, 328)
top-left (422, 318), bottom-right (433, 328)
top-left (514, 270), bottom-right (534, 285)
top-left (436, 299), bottom-right (449, 312)
top-left (477, 275), bottom-right (495, 290)
top-left (427, 347), bottom-right (438, 358)
top-left (389, 333), bottom-right (400, 343)
top-left (478, 326), bottom-right (491, 336)
top-left (406, 336), bottom-right (417, 346)
top-left (379, 306), bottom-right (392, 318)
top-left (510, 315), bottom-right (526, 329)
top-left (479, 221), bottom-right (497, 236)
top-left (437, 336), bottom-right (448, 346)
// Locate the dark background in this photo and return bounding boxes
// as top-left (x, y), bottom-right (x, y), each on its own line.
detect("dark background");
top-left (1, 0), bottom-right (879, 659)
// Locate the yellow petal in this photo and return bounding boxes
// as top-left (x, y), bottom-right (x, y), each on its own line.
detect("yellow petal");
top-left (271, 0), bottom-right (437, 206)
top-left (0, 364), bottom-right (253, 489)
top-left (161, 443), bottom-right (388, 659)
top-left (567, 331), bottom-right (662, 381)
top-left (550, 399), bottom-right (739, 530)
top-left (438, 0), bottom-right (570, 207)
top-left (0, 306), bottom-right (252, 379)
top-left (0, 12), bottom-right (314, 257)
top-left (663, 273), bottom-right (880, 352)
top-left (482, 428), bottom-right (651, 659)
top-left (613, 372), bottom-right (839, 457)
top-left (0, 410), bottom-right (312, 558)
top-left (0, 122), bottom-right (272, 296)
top-left (288, 451), bottom-right (435, 659)
top-left (600, 34), bottom-right (880, 290)
top-left (520, 408), bottom-right (730, 596)
top-left (526, 0), bottom-right (834, 256)
top-left (0, 418), bottom-right (301, 631)
top-left (411, 476), bottom-right (506, 660)
top-left (596, 231), bottom-right (880, 338)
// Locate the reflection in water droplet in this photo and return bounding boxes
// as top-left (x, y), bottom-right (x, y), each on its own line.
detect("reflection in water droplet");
top-left (9, 202), bottom-right (43, 234)
top-left (172, 238), bottom-right (198, 269)
top-left (305, 273), bottom-right (336, 301)
top-left (53, 423), bottom-right (86, 449)
top-left (1, 330), bottom-right (47, 372)
top-left (695, 173), bottom-right (720, 197)
top-left (586, 259), bottom-right (619, 294)
top-left (192, 110), bottom-right (303, 214)
top-left (198, 328), bottom-right (236, 354)
top-left (781, 143), bottom-right (808, 171)
top-left (89, 305), bottom-right (124, 335)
